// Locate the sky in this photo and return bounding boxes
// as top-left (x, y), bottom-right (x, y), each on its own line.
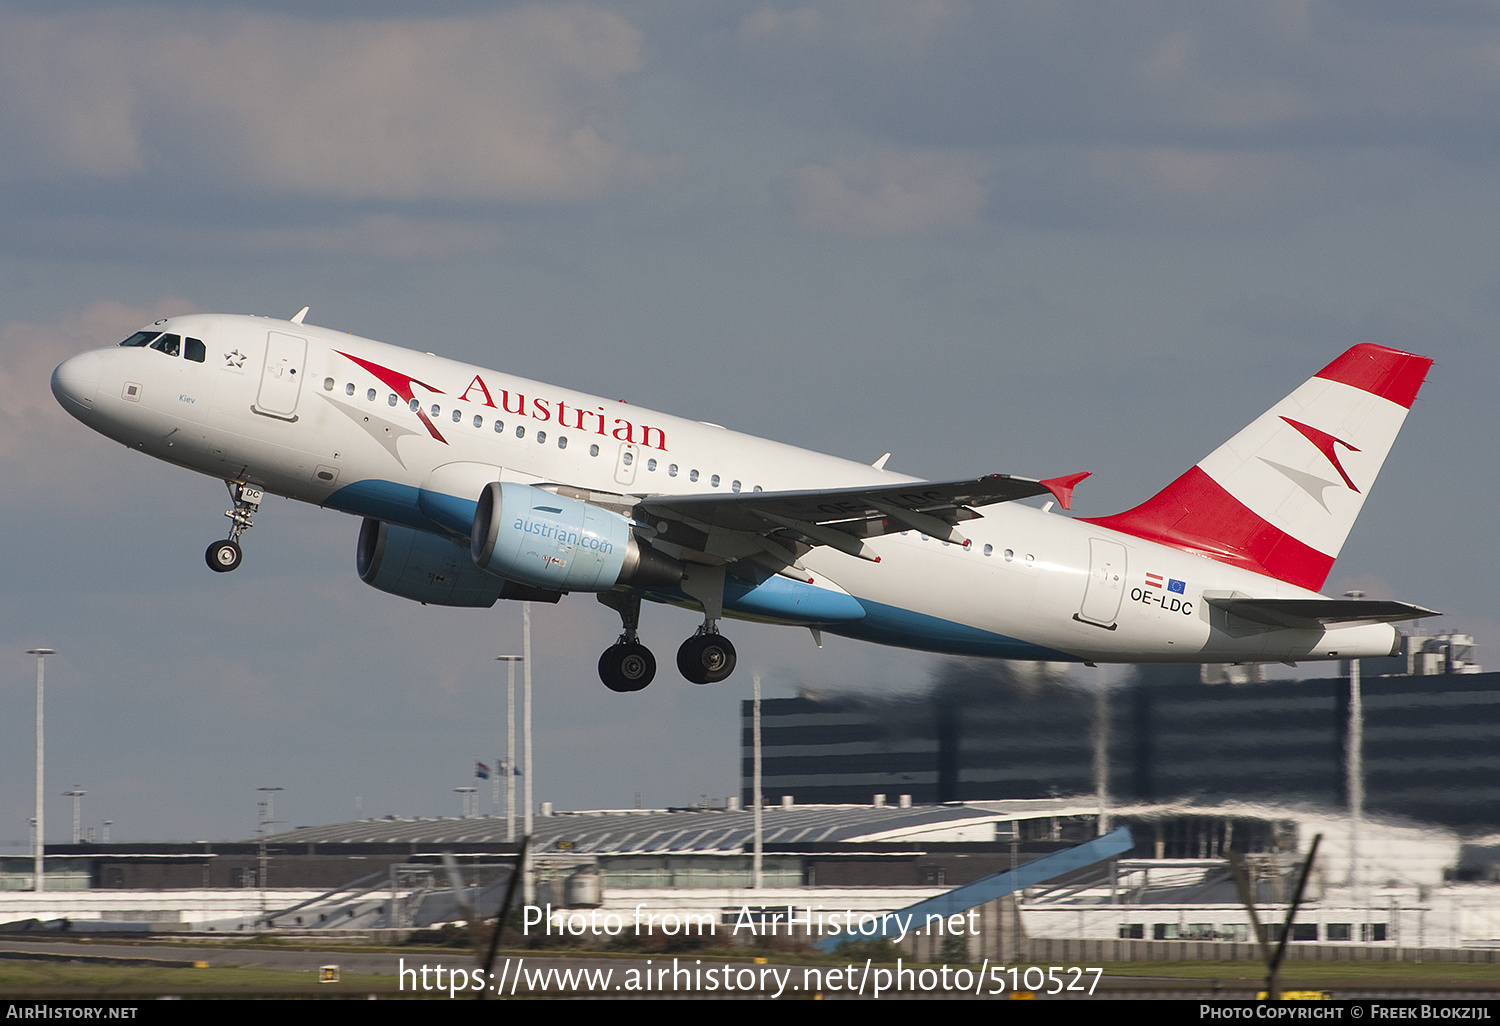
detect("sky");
top-left (2, 1), bottom-right (1498, 845)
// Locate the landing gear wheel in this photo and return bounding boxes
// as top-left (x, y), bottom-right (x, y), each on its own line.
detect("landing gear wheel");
top-left (676, 633), bottom-right (737, 685)
top-left (206, 540), bottom-right (242, 573)
top-left (208, 482), bottom-right (262, 574)
top-left (599, 643), bottom-right (656, 693)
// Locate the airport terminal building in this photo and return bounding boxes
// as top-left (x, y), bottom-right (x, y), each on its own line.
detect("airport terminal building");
top-left (740, 638), bottom-right (1499, 831)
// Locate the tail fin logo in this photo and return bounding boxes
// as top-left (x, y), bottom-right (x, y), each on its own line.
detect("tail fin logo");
top-left (1279, 416), bottom-right (1361, 493)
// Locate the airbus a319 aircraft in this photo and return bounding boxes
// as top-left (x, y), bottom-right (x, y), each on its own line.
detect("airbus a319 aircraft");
top-left (51, 311), bottom-right (1436, 691)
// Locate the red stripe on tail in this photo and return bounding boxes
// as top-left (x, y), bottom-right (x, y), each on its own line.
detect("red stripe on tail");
top-left (1314, 344), bottom-right (1431, 410)
top-left (1081, 466), bottom-right (1335, 591)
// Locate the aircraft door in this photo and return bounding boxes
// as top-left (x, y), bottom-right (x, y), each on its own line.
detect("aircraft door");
top-left (1077, 538), bottom-right (1127, 629)
top-left (614, 442), bottom-right (638, 486)
top-left (254, 331), bottom-right (307, 420)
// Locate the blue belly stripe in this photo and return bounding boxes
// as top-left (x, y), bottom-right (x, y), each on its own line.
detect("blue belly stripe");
top-left (830, 598), bottom-right (1080, 661)
top-left (326, 478), bottom-right (1078, 661)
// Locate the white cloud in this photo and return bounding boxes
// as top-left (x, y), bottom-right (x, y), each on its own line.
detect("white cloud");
top-left (738, 0), bottom-right (962, 53)
top-left (785, 148), bottom-right (987, 239)
top-left (0, 6), bottom-right (670, 202)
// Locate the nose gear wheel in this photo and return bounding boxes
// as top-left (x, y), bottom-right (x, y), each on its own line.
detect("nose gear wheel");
top-left (206, 481), bottom-right (263, 573)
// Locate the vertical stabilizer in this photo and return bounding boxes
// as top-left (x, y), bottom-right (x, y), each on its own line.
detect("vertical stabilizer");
top-left (1082, 344), bottom-right (1431, 591)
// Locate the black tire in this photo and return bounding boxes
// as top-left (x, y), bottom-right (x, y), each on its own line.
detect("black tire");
top-left (676, 633), bottom-right (737, 685)
top-left (599, 643), bottom-right (656, 693)
top-left (206, 540), bottom-right (242, 573)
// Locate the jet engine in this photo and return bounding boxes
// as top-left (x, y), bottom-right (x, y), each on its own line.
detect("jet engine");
top-left (470, 482), bottom-right (682, 592)
top-left (357, 518), bottom-right (558, 607)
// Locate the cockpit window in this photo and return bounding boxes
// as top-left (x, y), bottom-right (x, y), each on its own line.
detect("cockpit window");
top-left (185, 337), bottom-right (206, 363)
top-left (148, 333), bottom-right (181, 357)
top-left (119, 331), bottom-right (159, 347)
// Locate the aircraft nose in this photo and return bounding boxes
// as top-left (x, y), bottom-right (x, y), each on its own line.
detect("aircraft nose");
top-left (51, 351), bottom-right (102, 416)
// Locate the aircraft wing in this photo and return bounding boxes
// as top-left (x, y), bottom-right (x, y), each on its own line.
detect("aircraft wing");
top-left (1203, 594), bottom-right (1440, 629)
top-left (634, 472), bottom-right (1087, 560)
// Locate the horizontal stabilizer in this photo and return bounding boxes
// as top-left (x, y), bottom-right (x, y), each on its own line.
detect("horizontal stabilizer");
top-left (1203, 593), bottom-right (1440, 629)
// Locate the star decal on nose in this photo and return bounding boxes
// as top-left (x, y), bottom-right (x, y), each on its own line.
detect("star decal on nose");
top-left (225, 349), bottom-right (247, 368)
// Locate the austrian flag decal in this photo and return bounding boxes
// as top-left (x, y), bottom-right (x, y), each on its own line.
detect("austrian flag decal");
top-left (1145, 573), bottom-right (1186, 594)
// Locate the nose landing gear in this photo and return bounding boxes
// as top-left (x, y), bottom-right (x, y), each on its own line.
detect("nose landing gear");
top-left (206, 482), bottom-right (263, 573)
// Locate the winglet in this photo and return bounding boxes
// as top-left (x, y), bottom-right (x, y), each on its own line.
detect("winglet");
top-left (1040, 471), bottom-right (1090, 511)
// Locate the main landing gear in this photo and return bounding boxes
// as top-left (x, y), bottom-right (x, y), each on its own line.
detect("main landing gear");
top-left (598, 592), bottom-right (655, 693)
top-left (599, 640), bottom-right (656, 693)
top-left (676, 624), bottom-right (737, 685)
top-left (206, 482), bottom-right (263, 573)
top-left (596, 594), bottom-right (738, 691)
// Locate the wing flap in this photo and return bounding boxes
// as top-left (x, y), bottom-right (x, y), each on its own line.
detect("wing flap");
top-left (637, 473), bottom-right (1059, 540)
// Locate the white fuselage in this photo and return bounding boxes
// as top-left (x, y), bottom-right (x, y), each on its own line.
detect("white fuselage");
top-left (51, 313), bottom-right (1400, 664)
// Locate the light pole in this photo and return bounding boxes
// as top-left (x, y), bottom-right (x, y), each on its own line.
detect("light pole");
top-left (27, 648), bottom-right (54, 892)
top-left (495, 655), bottom-right (523, 843)
top-left (753, 673), bottom-right (763, 889)
top-left (522, 602), bottom-right (534, 903)
top-left (256, 785), bottom-right (283, 918)
top-left (1345, 590), bottom-right (1365, 897)
top-left (64, 787), bottom-right (86, 844)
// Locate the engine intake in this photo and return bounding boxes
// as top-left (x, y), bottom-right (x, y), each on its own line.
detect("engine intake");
top-left (470, 482), bottom-right (682, 592)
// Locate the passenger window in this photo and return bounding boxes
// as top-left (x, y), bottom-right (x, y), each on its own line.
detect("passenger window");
top-left (753, 485), bottom-right (763, 492)
top-left (647, 459), bottom-right (657, 472)
top-left (388, 394), bottom-right (398, 406)
top-left (185, 338), bottom-right (206, 363)
top-left (516, 426), bottom-right (525, 438)
top-left (558, 436), bottom-right (567, 449)
top-left (710, 474), bottom-right (720, 487)
top-left (589, 444), bottom-right (599, 456)
top-left (536, 430), bottom-right (546, 444)
top-left (494, 420), bottom-right (505, 433)
top-left (622, 451), bottom-right (633, 466)
top-left (409, 399), bottom-right (420, 412)
top-left (668, 464), bottom-right (678, 477)
top-left (346, 383), bottom-right (356, 396)
top-left (731, 480), bottom-right (741, 492)
top-left (367, 388), bottom-right (377, 401)
top-left (430, 404), bottom-right (441, 417)
top-left (983, 544), bottom-right (993, 556)
top-left (451, 409), bottom-right (462, 423)
top-left (323, 377), bottom-right (335, 391)
top-left (473, 415), bottom-right (483, 428)
top-left (689, 469), bottom-right (699, 482)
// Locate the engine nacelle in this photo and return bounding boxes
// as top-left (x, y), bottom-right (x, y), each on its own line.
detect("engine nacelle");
top-left (470, 482), bottom-right (682, 592)
top-left (357, 518), bottom-right (559, 607)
